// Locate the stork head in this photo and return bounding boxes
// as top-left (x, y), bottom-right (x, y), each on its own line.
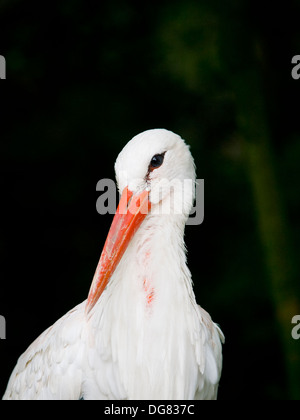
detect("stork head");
top-left (86, 129), bottom-right (196, 314)
top-left (115, 129), bottom-right (196, 215)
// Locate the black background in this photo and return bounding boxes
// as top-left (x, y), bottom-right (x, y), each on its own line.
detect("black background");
top-left (1, 0), bottom-right (300, 399)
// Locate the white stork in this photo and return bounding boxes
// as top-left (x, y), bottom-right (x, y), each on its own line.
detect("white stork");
top-left (3, 129), bottom-right (224, 400)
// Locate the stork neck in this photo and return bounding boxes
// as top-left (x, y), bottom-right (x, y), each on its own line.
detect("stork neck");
top-left (92, 214), bottom-right (200, 400)
top-left (116, 213), bottom-right (195, 309)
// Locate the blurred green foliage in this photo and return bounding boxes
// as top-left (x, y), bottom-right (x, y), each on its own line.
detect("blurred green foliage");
top-left (0, 0), bottom-right (300, 400)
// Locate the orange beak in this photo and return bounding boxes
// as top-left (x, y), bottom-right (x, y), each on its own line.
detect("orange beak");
top-left (86, 186), bottom-right (151, 314)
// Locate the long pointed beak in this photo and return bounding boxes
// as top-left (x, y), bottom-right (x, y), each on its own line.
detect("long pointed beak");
top-left (86, 186), bottom-right (151, 314)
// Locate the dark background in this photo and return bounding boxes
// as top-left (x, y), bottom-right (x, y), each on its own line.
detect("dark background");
top-left (0, 0), bottom-right (300, 400)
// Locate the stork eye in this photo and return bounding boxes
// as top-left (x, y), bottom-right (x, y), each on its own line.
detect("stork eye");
top-left (149, 152), bottom-right (165, 171)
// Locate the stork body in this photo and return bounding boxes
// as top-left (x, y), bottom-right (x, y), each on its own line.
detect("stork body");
top-left (3, 129), bottom-right (224, 400)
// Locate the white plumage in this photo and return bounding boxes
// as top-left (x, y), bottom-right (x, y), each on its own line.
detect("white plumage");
top-left (3, 129), bottom-right (224, 400)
